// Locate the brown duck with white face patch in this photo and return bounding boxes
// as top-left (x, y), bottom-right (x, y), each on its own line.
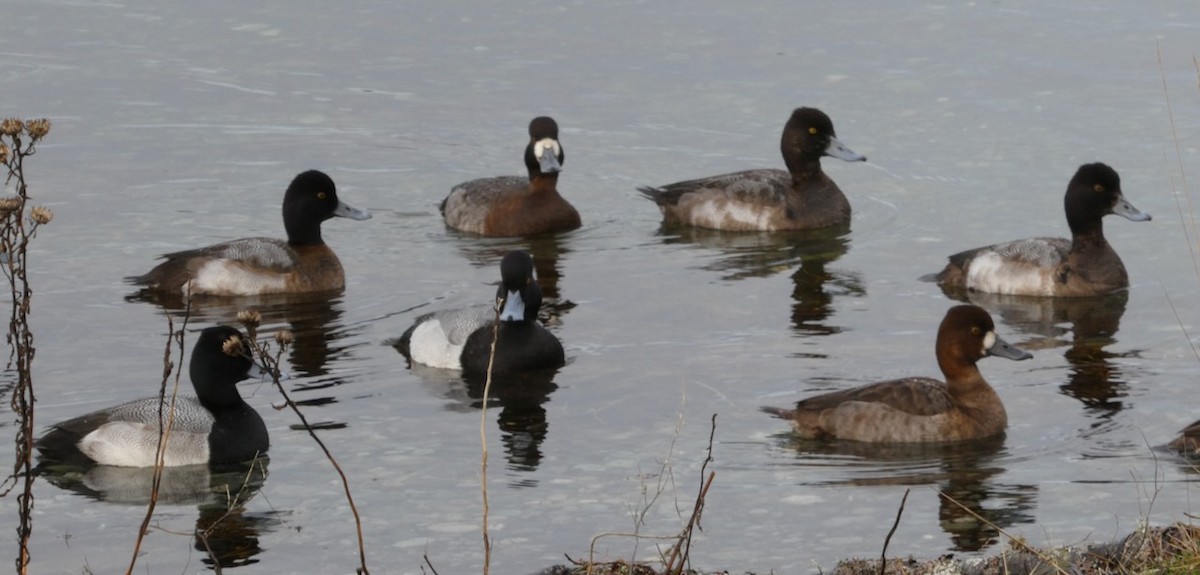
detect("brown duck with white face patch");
top-left (638, 107), bottom-right (866, 231)
top-left (762, 305), bottom-right (1032, 443)
top-left (441, 116), bottom-right (581, 237)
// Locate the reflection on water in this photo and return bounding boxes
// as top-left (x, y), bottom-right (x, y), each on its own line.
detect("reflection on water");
top-left (127, 290), bottom-right (352, 422)
top-left (445, 231), bottom-right (576, 323)
top-left (655, 223), bottom-right (862, 337)
top-left (773, 435), bottom-right (1036, 552)
top-left (38, 458), bottom-right (276, 568)
top-left (948, 290), bottom-right (1135, 421)
top-left (405, 362), bottom-right (558, 485)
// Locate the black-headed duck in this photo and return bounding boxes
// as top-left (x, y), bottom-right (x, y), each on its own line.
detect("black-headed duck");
top-left (441, 116), bottom-right (581, 237)
top-left (762, 305), bottom-right (1032, 443)
top-left (934, 163), bottom-right (1151, 297)
top-left (37, 326), bottom-right (269, 467)
top-left (129, 170), bottom-right (371, 296)
top-left (638, 107), bottom-right (866, 231)
top-left (395, 250), bottom-right (565, 377)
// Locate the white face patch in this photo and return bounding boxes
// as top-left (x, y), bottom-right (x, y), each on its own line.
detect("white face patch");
top-left (982, 331), bottom-right (996, 354)
top-left (499, 289), bottom-right (526, 321)
top-left (533, 138), bottom-right (561, 159)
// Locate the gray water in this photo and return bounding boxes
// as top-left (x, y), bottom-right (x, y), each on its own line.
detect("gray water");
top-left (4, 1), bottom-right (1200, 573)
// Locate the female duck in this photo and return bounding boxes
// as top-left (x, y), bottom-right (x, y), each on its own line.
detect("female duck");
top-left (934, 163), bottom-right (1151, 297)
top-left (441, 117), bottom-right (581, 237)
top-left (762, 305), bottom-right (1032, 443)
top-left (638, 107), bottom-right (866, 231)
top-left (395, 250), bottom-right (565, 377)
top-left (129, 170), bottom-right (371, 296)
top-left (37, 326), bottom-right (270, 467)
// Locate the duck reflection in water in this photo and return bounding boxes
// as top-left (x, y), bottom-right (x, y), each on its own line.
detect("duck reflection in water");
top-left (39, 458), bottom-right (277, 568)
top-left (774, 435), bottom-right (1036, 552)
top-left (942, 288), bottom-right (1135, 421)
top-left (656, 222), bottom-right (862, 337)
top-left (407, 362), bottom-right (559, 482)
top-left (445, 231), bottom-right (576, 324)
top-left (127, 291), bottom-right (354, 428)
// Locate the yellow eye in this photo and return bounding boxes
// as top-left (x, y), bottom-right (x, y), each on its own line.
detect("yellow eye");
top-left (970, 326), bottom-right (981, 336)
top-left (318, 192), bottom-right (327, 200)
top-left (808, 127), bottom-right (818, 135)
top-left (1093, 184), bottom-right (1105, 193)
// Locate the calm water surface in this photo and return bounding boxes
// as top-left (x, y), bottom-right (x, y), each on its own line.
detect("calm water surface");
top-left (4, 1), bottom-right (1200, 573)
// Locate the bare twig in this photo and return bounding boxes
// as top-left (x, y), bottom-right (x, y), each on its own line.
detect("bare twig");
top-left (663, 413), bottom-right (718, 575)
top-left (479, 295), bottom-right (503, 575)
top-left (937, 488), bottom-right (1071, 575)
top-left (125, 311), bottom-right (190, 575)
top-left (241, 318), bottom-right (370, 574)
top-left (878, 488), bottom-right (910, 575)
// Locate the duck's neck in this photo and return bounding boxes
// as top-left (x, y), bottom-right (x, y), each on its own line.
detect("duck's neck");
top-left (1068, 220), bottom-right (1110, 254)
top-left (528, 172), bottom-right (560, 194)
top-left (784, 157), bottom-right (822, 181)
top-left (285, 220), bottom-right (325, 246)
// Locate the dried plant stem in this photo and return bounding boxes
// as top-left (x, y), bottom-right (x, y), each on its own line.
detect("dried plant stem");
top-left (125, 312), bottom-right (190, 575)
top-left (479, 298), bottom-right (503, 575)
top-left (0, 119), bottom-right (51, 575)
top-left (1157, 41), bottom-right (1200, 285)
top-left (663, 414), bottom-right (717, 575)
top-left (242, 323), bottom-right (370, 575)
top-left (878, 488), bottom-right (910, 575)
top-left (937, 489), bottom-right (1071, 575)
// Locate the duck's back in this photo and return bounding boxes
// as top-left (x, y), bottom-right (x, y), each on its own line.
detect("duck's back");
top-left (37, 396), bottom-right (216, 466)
top-left (939, 237), bottom-right (1076, 296)
top-left (767, 377), bottom-right (962, 442)
top-left (130, 237), bottom-right (301, 295)
top-left (399, 305), bottom-right (495, 369)
top-left (442, 176), bottom-right (580, 236)
top-left (460, 321), bottom-right (565, 377)
top-left (640, 169), bottom-right (849, 231)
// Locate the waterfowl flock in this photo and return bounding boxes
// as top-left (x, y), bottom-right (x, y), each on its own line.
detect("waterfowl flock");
top-left (37, 106), bottom-right (1191, 473)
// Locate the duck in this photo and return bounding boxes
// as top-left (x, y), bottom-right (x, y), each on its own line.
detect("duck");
top-left (395, 250), bottom-right (565, 377)
top-left (128, 170), bottom-right (371, 296)
top-left (441, 116), bottom-right (581, 237)
top-left (638, 107), bottom-right (866, 231)
top-left (1168, 419), bottom-right (1200, 455)
top-left (762, 304), bottom-right (1032, 443)
top-left (933, 163), bottom-right (1151, 297)
top-left (36, 326), bottom-right (270, 467)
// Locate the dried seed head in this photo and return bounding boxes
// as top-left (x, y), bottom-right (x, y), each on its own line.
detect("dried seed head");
top-left (29, 206), bottom-right (53, 225)
top-left (0, 197), bottom-right (20, 213)
top-left (237, 309), bottom-right (262, 327)
top-left (222, 334), bottom-right (246, 357)
top-left (24, 119), bottom-right (50, 140)
top-left (0, 143), bottom-right (8, 165)
top-left (0, 119), bottom-right (22, 136)
top-left (274, 329), bottom-right (294, 346)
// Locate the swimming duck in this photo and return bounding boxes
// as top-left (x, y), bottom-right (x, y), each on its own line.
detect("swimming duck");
top-left (395, 250), bottom-right (564, 377)
top-left (128, 170), bottom-right (370, 296)
top-left (762, 305), bottom-right (1032, 443)
top-left (638, 107), bottom-right (866, 231)
top-left (441, 116), bottom-right (581, 237)
top-left (934, 163), bottom-right (1150, 297)
top-left (1168, 419), bottom-right (1200, 455)
top-left (37, 326), bottom-right (270, 467)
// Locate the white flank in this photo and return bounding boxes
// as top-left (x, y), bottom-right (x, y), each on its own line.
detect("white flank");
top-left (408, 319), bottom-right (466, 369)
top-left (79, 422), bottom-right (210, 467)
top-left (964, 252), bottom-right (1052, 296)
top-left (187, 260), bottom-right (288, 296)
